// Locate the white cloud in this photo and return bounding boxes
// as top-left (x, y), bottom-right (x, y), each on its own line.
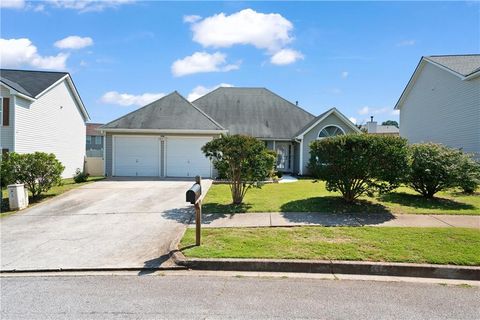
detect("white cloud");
top-left (171, 51), bottom-right (239, 77)
top-left (0, 0), bottom-right (25, 8)
top-left (183, 15), bottom-right (202, 23)
top-left (46, 0), bottom-right (135, 13)
top-left (100, 91), bottom-right (165, 107)
top-left (358, 106), bottom-right (398, 116)
top-left (54, 36), bottom-right (93, 49)
top-left (396, 39), bottom-right (416, 47)
top-left (270, 49), bottom-right (304, 65)
top-left (187, 83), bottom-right (234, 101)
top-left (189, 8), bottom-right (294, 52)
top-left (341, 71), bottom-right (349, 78)
top-left (358, 106), bottom-right (370, 115)
top-left (348, 117), bottom-right (357, 124)
top-left (0, 38), bottom-right (68, 70)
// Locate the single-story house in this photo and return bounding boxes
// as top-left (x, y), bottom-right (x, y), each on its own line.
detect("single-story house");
top-left (100, 87), bottom-right (360, 178)
top-left (1, 69), bottom-right (90, 177)
top-left (395, 54), bottom-right (480, 158)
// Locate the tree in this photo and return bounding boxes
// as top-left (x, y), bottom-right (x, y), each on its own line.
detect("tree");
top-left (308, 134), bottom-right (409, 203)
top-left (202, 135), bottom-right (276, 205)
top-left (381, 120), bottom-right (399, 128)
top-left (407, 143), bottom-right (479, 198)
top-left (1, 152), bottom-right (64, 198)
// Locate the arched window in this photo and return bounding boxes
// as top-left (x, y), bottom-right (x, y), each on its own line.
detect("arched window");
top-left (318, 125), bottom-right (345, 139)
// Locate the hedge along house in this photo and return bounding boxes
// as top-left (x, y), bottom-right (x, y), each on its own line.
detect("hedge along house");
top-left (101, 87), bottom-right (360, 178)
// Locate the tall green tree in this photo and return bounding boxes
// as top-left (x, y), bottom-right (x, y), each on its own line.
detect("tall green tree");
top-left (202, 135), bottom-right (276, 205)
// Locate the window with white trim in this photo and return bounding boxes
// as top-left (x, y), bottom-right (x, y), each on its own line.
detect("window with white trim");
top-left (318, 125), bottom-right (345, 139)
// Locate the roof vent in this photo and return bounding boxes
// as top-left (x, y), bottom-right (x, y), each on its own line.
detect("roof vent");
top-left (295, 101), bottom-right (298, 106)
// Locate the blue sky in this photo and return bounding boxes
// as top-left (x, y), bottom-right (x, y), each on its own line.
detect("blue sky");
top-left (1, 1), bottom-right (479, 125)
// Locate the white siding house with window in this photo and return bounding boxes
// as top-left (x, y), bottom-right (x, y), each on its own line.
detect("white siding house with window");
top-left (0, 69), bottom-right (90, 177)
top-left (395, 55), bottom-right (480, 158)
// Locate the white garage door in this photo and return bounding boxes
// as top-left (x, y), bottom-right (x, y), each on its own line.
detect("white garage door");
top-left (114, 136), bottom-right (160, 176)
top-left (166, 137), bottom-right (211, 178)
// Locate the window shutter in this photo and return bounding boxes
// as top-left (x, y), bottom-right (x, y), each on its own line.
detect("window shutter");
top-left (2, 98), bottom-right (10, 126)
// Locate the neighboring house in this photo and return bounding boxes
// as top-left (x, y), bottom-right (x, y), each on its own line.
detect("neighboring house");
top-left (100, 87), bottom-right (360, 178)
top-left (362, 117), bottom-right (399, 136)
top-left (0, 69), bottom-right (90, 177)
top-left (395, 55), bottom-right (480, 157)
top-left (86, 123), bottom-right (104, 157)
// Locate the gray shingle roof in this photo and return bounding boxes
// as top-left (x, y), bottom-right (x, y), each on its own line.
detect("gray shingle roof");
top-left (0, 69), bottom-right (68, 97)
top-left (426, 55), bottom-right (480, 77)
top-left (102, 91), bottom-right (225, 131)
top-left (192, 87), bottom-right (315, 139)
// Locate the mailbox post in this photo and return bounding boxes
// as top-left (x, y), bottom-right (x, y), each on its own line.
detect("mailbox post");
top-left (186, 176), bottom-right (202, 246)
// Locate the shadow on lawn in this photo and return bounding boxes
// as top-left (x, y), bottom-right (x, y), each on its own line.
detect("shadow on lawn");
top-left (379, 192), bottom-right (475, 211)
top-left (202, 202), bottom-right (252, 214)
top-left (280, 196), bottom-right (391, 214)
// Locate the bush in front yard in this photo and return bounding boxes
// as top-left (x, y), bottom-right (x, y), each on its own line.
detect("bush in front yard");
top-left (407, 143), bottom-right (479, 198)
top-left (456, 155), bottom-right (480, 194)
top-left (1, 152), bottom-right (64, 198)
top-left (308, 134), bottom-right (409, 203)
top-left (202, 134), bottom-right (276, 205)
top-left (73, 168), bottom-right (89, 183)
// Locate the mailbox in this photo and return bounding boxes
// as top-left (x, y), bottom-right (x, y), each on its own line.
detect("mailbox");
top-left (186, 183), bottom-right (202, 204)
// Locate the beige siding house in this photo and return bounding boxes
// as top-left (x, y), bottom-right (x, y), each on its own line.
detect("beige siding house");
top-left (0, 69), bottom-right (90, 177)
top-left (395, 55), bottom-right (480, 157)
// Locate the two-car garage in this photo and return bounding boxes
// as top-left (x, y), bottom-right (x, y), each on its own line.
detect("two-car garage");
top-left (112, 136), bottom-right (213, 178)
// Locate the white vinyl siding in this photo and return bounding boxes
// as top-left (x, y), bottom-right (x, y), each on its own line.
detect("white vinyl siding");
top-left (0, 85), bottom-right (14, 151)
top-left (301, 113), bottom-right (357, 175)
top-left (165, 136), bottom-right (212, 178)
top-left (14, 80), bottom-right (87, 178)
top-left (399, 62), bottom-right (480, 157)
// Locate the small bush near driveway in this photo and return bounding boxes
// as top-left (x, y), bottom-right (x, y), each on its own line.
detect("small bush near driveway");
top-left (308, 135), bottom-right (409, 203)
top-left (1, 152), bottom-right (64, 198)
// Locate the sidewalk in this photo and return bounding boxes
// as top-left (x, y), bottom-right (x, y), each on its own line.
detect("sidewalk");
top-left (189, 212), bottom-right (480, 229)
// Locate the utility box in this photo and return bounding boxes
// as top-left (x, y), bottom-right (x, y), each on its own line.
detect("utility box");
top-left (8, 184), bottom-right (29, 210)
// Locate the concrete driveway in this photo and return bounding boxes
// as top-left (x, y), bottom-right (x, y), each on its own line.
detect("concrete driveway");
top-left (1, 179), bottom-right (210, 271)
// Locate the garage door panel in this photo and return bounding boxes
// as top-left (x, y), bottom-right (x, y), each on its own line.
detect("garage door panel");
top-left (114, 136), bottom-right (160, 176)
top-left (166, 137), bottom-right (211, 178)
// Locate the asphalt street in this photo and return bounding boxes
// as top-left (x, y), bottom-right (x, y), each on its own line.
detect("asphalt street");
top-left (1, 272), bottom-right (479, 319)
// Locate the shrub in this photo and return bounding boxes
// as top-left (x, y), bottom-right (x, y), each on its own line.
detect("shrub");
top-left (1, 152), bottom-right (64, 198)
top-left (73, 168), bottom-right (89, 183)
top-left (406, 143), bottom-right (469, 198)
top-left (456, 155), bottom-right (480, 194)
top-left (276, 171), bottom-right (283, 179)
top-left (308, 134), bottom-right (409, 203)
top-left (203, 135), bottom-right (276, 204)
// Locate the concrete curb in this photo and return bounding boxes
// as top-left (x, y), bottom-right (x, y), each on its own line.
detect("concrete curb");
top-left (171, 254), bottom-right (480, 281)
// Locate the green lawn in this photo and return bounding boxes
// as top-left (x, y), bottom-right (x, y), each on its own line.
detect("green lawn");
top-left (181, 227), bottom-right (480, 265)
top-left (203, 180), bottom-right (480, 215)
top-left (1, 176), bottom-right (105, 214)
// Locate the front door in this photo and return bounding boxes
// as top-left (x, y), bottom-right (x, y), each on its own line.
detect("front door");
top-left (275, 142), bottom-right (292, 172)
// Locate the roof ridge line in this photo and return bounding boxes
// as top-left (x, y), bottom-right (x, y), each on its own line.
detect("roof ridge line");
top-left (175, 92), bottom-right (226, 130)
